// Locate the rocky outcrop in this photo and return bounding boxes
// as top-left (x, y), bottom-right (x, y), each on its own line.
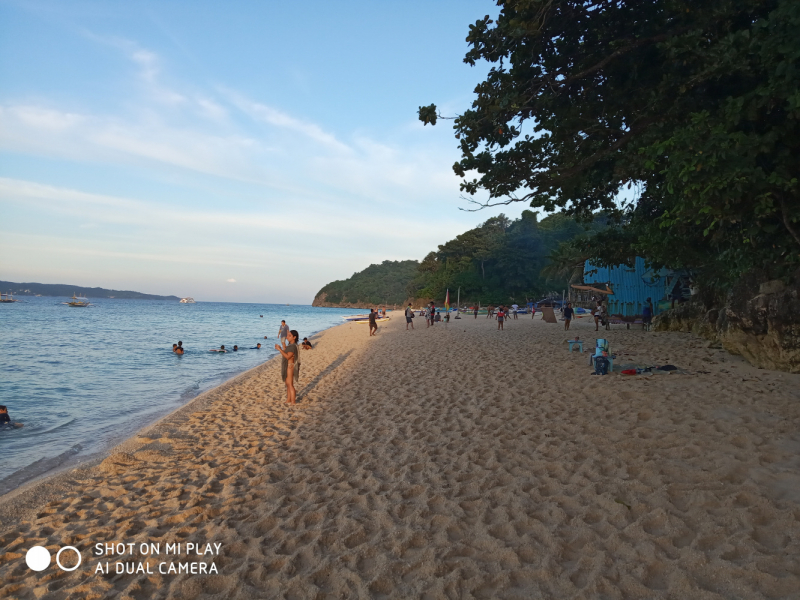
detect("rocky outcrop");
top-left (654, 270), bottom-right (800, 373)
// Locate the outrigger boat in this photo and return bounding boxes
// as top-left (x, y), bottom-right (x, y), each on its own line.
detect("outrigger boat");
top-left (63, 293), bottom-right (91, 307)
top-left (341, 314), bottom-right (391, 323)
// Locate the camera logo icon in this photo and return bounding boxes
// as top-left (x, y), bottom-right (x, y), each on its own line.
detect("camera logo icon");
top-left (25, 546), bottom-right (82, 572)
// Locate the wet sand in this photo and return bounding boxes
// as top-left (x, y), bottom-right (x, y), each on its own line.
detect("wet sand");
top-left (1, 312), bottom-right (799, 599)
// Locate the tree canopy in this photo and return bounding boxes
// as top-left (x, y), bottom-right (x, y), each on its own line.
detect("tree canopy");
top-left (420, 0), bottom-right (800, 292)
top-left (407, 211), bottom-right (602, 304)
top-left (313, 260), bottom-right (420, 306)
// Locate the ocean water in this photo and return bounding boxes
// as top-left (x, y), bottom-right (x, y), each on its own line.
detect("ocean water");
top-left (0, 298), bottom-right (356, 494)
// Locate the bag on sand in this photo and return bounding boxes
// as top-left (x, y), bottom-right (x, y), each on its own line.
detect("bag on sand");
top-left (594, 356), bottom-right (610, 375)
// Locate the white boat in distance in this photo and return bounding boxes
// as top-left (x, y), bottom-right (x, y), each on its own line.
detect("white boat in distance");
top-left (180, 297), bottom-right (196, 304)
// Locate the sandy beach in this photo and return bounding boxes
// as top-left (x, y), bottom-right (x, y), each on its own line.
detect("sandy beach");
top-left (1, 311), bottom-right (799, 599)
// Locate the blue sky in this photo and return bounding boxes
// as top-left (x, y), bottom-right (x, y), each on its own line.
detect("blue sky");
top-left (0, 0), bottom-right (522, 303)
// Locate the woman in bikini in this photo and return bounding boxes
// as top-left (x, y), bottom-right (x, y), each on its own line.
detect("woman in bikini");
top-left (275, 330), bottom-right (300, 404)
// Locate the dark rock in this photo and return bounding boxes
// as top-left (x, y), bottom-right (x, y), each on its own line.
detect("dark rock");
top-left (654, 269), bottom-right (800, 373)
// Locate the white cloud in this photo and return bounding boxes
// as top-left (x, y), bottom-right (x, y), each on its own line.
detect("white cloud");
top-left (226, 278), bottom-right (236, 283)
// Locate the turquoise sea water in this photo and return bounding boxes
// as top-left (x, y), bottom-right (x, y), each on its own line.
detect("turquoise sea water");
top-left (0, 298), bottom-right (355, 494)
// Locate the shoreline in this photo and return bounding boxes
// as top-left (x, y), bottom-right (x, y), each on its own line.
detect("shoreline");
top-left (2, 314), bottom-right (799, 598)
top-left (0, 325), bottom-right (330, 517)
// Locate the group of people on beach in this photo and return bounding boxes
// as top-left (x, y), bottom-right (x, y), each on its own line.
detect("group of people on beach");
top-left (167, 316), bottom-right (314, 405)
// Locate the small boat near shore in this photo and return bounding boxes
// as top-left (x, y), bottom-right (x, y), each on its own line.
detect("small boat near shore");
top-left (341, 314), bottom-right (391, 323)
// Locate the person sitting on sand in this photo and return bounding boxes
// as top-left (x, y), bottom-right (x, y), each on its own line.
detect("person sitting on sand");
top-left (301, 337), bottom-right (313, 350)
top-left (435, 311), bottom-right (441, 322)
top-left (275, 330), bottom-right (300, 404)
top-left (0, 405), bottom-right (10, 424)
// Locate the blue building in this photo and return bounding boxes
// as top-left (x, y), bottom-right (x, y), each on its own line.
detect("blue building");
top-left (580, 257), bottom-right (689, 317)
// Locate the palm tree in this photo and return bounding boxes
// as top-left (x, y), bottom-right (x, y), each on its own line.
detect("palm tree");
top-left (540, 242), bottom-right (588, 284)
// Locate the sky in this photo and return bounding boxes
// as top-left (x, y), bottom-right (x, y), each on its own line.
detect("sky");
top-left (0, 0), bottom-right (525, 303)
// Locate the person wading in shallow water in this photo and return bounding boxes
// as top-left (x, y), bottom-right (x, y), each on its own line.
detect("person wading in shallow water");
top-left (275, 330), bottom-right (300, 405)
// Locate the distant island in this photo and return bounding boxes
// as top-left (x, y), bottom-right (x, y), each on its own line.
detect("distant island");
top-left (0, 281), bottom-right (181, 301)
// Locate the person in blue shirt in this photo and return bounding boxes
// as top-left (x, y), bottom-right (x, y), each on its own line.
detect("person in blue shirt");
top-left (563, 303), bottom-right (574, 330)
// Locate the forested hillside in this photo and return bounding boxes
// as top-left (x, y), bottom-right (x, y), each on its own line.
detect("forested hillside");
top-left (312, 260), bottom-right (420, 308)
top-left (407, 211), bottom-right (603, 304)
top-left (313, 211), bottom-right (603, 307)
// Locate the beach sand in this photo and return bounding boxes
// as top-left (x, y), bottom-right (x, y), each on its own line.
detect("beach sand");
top-left (1, 312), bottom-right (799, 599)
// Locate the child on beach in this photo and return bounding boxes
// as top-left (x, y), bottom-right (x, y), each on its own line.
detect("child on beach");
top-left (497, 308), bottom-right (505, 330)
top-left (275, 330), bottom-right (300, 404)
top-left (301, 338), bottom-right (313, 349)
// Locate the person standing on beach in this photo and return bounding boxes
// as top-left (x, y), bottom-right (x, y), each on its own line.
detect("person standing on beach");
top-left (369, 308), bottom-right (378, 336)
top-left (278, 320), bottom-right (289, 345)
top-left (642, 297), bottom-right (653, 331)
top-left (563, 302), bottom-right (574, 330)
top-left (497, 307), bottom-right (505, 330)
top-left (275, 330), bottom-right (299, 404)
top-left (474, 306), bottom-right (478, 319)
top-left (405, 304), bottom-right (415, 330)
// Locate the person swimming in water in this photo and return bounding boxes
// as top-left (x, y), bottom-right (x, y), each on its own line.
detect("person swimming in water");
top-left (250, 343), bottom-right (262, 349)
top-left (0, 405), bottom-right (21, 428)
top-left (172, 343), bottom-right (178, 353)
top-left (211, 345), bottom-right (226, 353)
top-left (233, 345), bottom-right (239, 351)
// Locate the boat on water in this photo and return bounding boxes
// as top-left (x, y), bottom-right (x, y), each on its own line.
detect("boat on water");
top-left (341, 314), bottom-right (391, 323)
top-left (179, 297), bottom-right (196, 304)
top-left (63, 293), bottom-right (91, 307)
top-left (0, 292), bottom-right (20, 303)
